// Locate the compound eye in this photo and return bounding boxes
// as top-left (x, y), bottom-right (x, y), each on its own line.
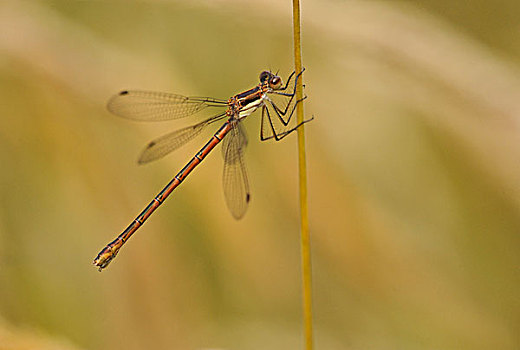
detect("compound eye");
top-left (259, 71), bottom-right (270, 83)
top-left (270, 76), bottom-right (282, 89)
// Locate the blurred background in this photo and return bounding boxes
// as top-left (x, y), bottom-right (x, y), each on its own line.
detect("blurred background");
top-left (0, 0), bottom-right (519, 349)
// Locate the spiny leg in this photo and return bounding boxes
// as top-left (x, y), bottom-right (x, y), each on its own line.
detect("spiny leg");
top-left (268, 95), bottom-right (307, 127)
top-left (267, 69), bottom-right (307, 124)
top-left (262, 98), bottom-right (311, 141)
top-left (263, 112), bottom-right (314, 141)
top-left (271, 68), bottom-right (305, 95)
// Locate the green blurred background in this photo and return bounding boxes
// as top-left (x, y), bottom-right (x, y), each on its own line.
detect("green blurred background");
top-left (0, 1), bottom-right (519, 349)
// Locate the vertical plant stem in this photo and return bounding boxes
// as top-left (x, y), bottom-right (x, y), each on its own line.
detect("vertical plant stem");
top-left (292, 1), bottom-right (313, 349)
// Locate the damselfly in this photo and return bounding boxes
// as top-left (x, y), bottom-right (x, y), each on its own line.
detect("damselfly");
top-left (93, 70), bottom-right (311, 271)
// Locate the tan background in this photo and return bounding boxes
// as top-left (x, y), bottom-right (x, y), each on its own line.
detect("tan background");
top-left (0, 1), bottom-right (518, 349)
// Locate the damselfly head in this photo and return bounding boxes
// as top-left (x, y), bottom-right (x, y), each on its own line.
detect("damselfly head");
top-left (259, 70), bottom-right (283, 90)
top-left (269, 75), bottom-right (282, 89)
top-left (259, 70), bottom-right (271, 83)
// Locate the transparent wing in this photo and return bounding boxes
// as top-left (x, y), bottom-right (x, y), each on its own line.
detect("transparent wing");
top-left (221, 119), bottom-right (248, 161)
top-left (138, 113), bottom-right (226, 164)
top-left (107, 90), bottom-right (227, 121)
top-left (222, 122), bottom-right (250, 220)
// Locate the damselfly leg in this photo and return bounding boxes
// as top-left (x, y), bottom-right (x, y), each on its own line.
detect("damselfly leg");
top-left (261, 69), bottom-right (310, 141)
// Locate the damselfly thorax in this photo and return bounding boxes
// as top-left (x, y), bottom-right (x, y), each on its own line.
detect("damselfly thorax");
top-left (228, 84), bottom-right (269, 119)
top-left (93, 69), bottom-right (312, 271)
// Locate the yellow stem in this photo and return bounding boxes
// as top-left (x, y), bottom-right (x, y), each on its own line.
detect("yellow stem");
top-left (292, 1), bottom-right (313, 349)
